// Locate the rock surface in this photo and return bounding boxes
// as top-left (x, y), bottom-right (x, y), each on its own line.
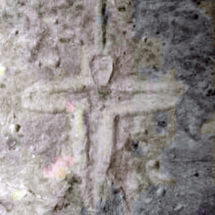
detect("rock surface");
top-left (0, 0), bottom-right (214, 215)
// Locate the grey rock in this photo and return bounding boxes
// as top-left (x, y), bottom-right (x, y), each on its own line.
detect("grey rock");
top-left (156, 187), bottom-right (166, 197)
top-left (0, 0), bottom-right (213, 215)
top-left (174, 203), bottom-right (184, 212)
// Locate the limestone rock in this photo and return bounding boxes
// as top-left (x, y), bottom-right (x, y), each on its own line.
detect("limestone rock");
top-left (156, 187), bottom-right (166, 197)
top-left (90, 55), bottom-right (113, 86)
top-left (174, 203), bottom-right (184, 212)
top-left (0, 0), bottom-right (213, 215)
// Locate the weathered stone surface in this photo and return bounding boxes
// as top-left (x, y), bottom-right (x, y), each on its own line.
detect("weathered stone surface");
top-left (90, 54), bottom-right (113, 86)
top-left (0, 0), bottom-right (214, 215)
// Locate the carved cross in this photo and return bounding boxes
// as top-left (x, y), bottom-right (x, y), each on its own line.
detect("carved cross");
top-left (21, 2), bottom-right (184, 215)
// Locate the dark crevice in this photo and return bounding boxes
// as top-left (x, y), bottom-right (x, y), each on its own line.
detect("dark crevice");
top-left (158, 120), bottom-right (167, 128)
top-left (106, 114), bottom-right (120, 176)
top-left (100, 0), bottom-right (109, 50)
top-left (132, 140), bottom-right (139, 151)
top-left (118, 6), bottom-right (126, 12)
top-left (84, 111), bottom-right (91, 164)
top-left (194, 172), bottom-right (199, 177)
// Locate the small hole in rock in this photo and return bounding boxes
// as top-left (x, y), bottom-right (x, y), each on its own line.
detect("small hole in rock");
top-left (206, 89), bottom-right (215, 96)
top-left (155, 160), bottom-right (160, 169)
top-left (76, 4), bottom-right (84, 10)
top-left (205, 58), bottom-right (210, 64)
top-left (194, 172), bottom-right (199, 177)
top-left (208, 89), bottom-right (212, 94)
top-left (112, 188), bottom-right (119, 194)
top-left (154, 13), bottom-right (159, 18)
top-left (15, 124), bottom-right (21, 132)
top-left (132, 141), bottom-right (139, 150)
top-left (19, 2), bottom-right (25, 6)
top-left (193, 14), bottom-right (199, 19)
top-left (158, 120), bottom-right (167, 127)
top-left (118, 6), bottom-right (126, 12)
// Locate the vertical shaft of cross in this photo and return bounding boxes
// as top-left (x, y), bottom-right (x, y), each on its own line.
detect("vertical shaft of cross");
top-left (80, 41), bottom-right (90, 81)
top-left (95, 0), bottom-right (109, 54)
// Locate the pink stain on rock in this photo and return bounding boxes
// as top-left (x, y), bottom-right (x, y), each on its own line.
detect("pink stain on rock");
top-left (43, 156), bottom-right (76, 178)
top-left (66, 101), bottom-right (76, 112)
top-left (147, 82), bottom-right (154, 97)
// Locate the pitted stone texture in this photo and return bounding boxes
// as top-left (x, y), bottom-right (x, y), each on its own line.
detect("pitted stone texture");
top-left (84, 72), bottom-right (181, 214)
top-left (132, 38), bottom-right (162, 70)
top-left (21, 113), bottom-right (68, 166)
top-left (0, 0), bottom-right (212, 214)
top-left (200, 113), bottom-right (215, 185)
top-left (154, 111), bottom-right (169, 135)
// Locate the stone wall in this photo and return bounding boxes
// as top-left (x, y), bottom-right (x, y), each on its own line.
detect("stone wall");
top-left (0, 0), bottom-right (214, 215)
